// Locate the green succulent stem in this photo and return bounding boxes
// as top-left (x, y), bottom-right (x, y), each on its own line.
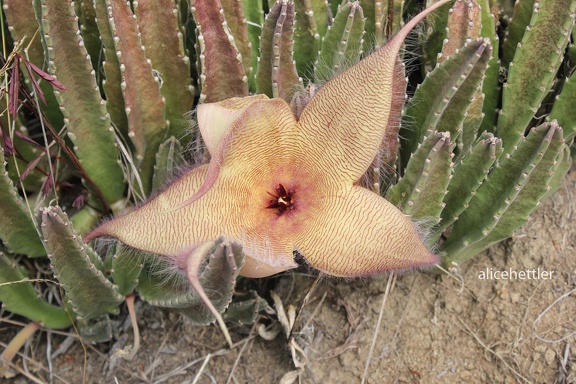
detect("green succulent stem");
top-left (421, 0), bottom-right (451, 72)
top-left (477, 0), bottom-right (500, 134)
top-left (293, 0), bottom-right (320, 79)
top-left (497, 0), bottom-right (576, 152)
top-left (41, 206), bottom-right (124, 320)
top-left (501, 0), bottom-right (536, 69)
top-left (315, 1), bottom-right (365, 83)
top-left (192, 0), bottom-right (248, 102)
top-left (135, 0), bottom-right (194, 140)
top-left (548, 74), bottom-right (576, 142)
top-left (256, 0), bottom-right (301, 101)
top-left (439, 133), bottom-right (501, 231)
top-left (442, 122), bottom-right (565, 264)
top-left (0, 147), bottom-right (45, 257)
top-left (0, 252), bottom-right (72, 329)
top-left (241, 0), bottom-right (264, 91)
top-left (401, 39), bottom-right (492, 168)
top-left (41, 0), bottom-right (126, 206)
top-left (107, 0), bottom-right (168, 197)
top-left (221, 0), bottom-right (253, 83)
top-left (152, 137), bottom-right (185, 193)
top-left (93, 0), bottom-right (129, 141)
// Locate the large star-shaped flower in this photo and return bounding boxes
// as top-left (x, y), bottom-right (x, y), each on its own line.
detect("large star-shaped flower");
top-left (85, 2), bottom-right (448, 279)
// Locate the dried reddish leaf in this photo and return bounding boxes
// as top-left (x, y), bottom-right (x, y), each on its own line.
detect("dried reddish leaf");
top-left (41, 170), bottom-right (54, 196)
top-left (26, 60), bottom-right (66, 91)
top-left (22, 60), bottom-right (47, 106)
top-left (72, 193), bottom-right (87, 210)
top-left (12, 130), bottom-right (42, 150)
top-left (8, 56), bottom-right (21, 118)
top-left (1, 131), bottom-right (15, 157)
top-left (18, 155), bottom-right (43, 184)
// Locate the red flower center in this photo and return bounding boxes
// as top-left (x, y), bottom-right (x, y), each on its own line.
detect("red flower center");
top-left (266, 184), bottom-right (295, 216)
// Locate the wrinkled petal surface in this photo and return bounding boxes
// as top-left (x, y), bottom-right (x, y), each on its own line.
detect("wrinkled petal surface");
top-left (93, 163), bottom-right (298, 274)
top-left (297, 0), bottom-right (451, 184)
top-left (294, 186), bottom-right (438, 276)
top-left (197, 95), bottom-right (269, 155)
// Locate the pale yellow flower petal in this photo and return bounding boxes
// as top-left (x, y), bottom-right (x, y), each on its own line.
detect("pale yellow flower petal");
top-left (295, 186), bottom-right (438, 277)
top-left (297, 0), bottom-right (451, 184)
top-left (197, 95), bottom-right (269, 155)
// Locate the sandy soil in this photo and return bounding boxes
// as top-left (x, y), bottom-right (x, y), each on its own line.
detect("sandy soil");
top-left (2, 168), bottom-right (575, 384)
